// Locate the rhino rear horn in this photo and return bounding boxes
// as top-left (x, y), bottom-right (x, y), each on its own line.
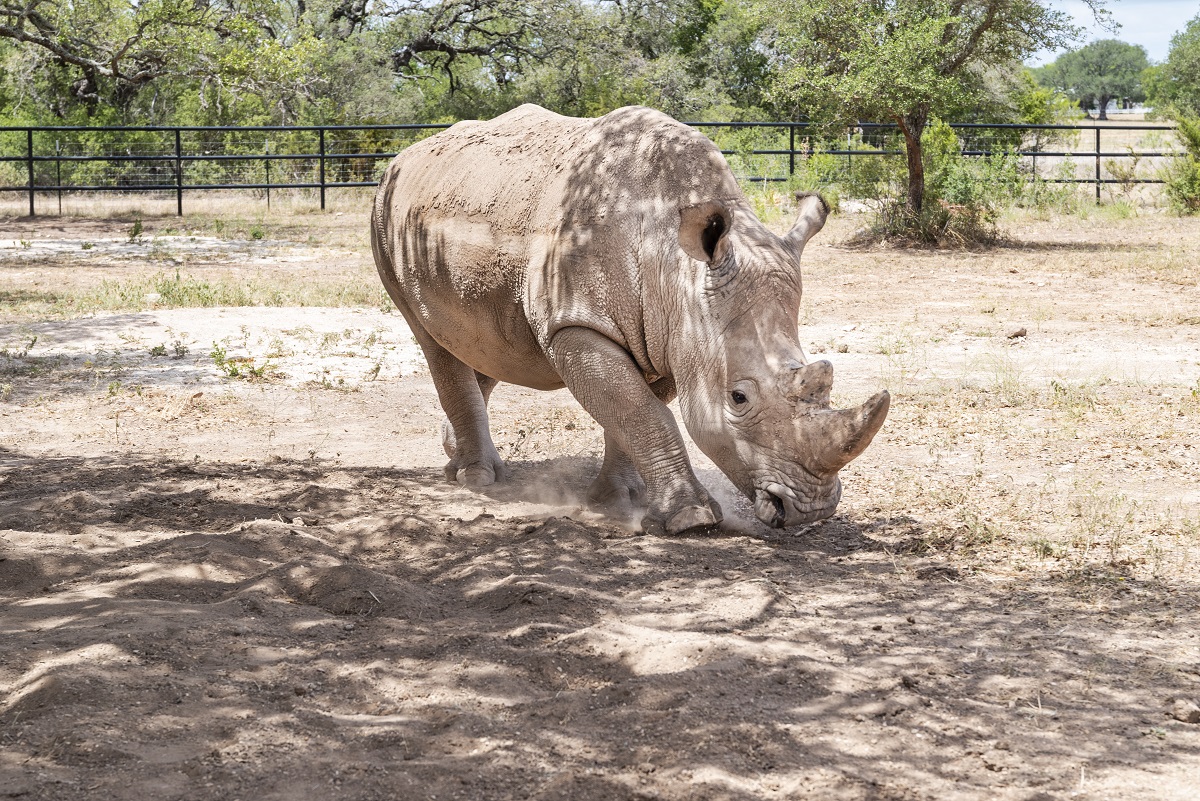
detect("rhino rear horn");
top-left (783, 192), bottom-right (830, 256)
top-left (787, 360), bottom-right (833, 406)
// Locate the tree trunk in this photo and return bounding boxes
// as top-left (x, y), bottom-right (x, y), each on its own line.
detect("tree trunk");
top-left (1098, 94), bottom-right (1111, 120)
top-left (896, 108), bottom-right (929, 216)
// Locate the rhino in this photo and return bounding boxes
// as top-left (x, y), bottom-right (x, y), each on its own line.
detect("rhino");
top-left (371, 104), bottom-right (889, 535)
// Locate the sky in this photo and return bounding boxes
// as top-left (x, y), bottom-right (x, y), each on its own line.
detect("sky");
top-left (1029, 0), bottom-right (1200, 65)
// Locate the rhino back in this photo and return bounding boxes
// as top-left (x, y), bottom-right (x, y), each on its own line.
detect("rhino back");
top-left (374, 105), bottom-right (590, 387)
top-left (377, 104), bottom-right (588, 292)
top-left (374, 104), bottom-right (743, 383)
top-left (532, 106), bottom-right (742, 373)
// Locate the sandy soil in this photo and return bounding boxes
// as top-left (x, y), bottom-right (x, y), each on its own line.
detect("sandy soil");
top-left (2, 212), bottom-right (1199, 800)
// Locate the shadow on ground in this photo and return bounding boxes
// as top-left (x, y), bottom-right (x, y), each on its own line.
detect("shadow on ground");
top-left (2, 448), bottom-right (1198, 801)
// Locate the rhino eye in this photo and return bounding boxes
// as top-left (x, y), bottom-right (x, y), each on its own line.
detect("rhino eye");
top-left (731, 390), bottom-right (748, 406)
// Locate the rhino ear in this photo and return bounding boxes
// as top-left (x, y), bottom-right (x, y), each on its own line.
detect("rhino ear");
top-left (782, 192), bottom-right (829, 257)
top-left (679, 201), bottom-right (732, 263)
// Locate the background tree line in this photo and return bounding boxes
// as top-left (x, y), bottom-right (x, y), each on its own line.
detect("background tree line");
top-left (11, 0), bottom-right (1197, 129)
top-left (5, 0), bottom-right (1200, 227)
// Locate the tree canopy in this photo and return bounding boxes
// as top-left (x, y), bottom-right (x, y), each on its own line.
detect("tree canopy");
top-left (1146, 14), bottom-right (1200, 116)
top-left (1035, 39), bottom-right (1148, 119)
top-left (0, 0), bottom-right (776, 125)
top-left (752, 0), bottom-right (1096, 214)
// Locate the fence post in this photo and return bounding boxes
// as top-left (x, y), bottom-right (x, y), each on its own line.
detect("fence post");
top-left (789, 123), bottom-right (795, 178)
top-left (1094, 127), bottom-right (1101, 204)
top-left (175, 129), bottom-right (183, 216)
top-left (56, 139), bottom-right (63, 215)
top-left (26, 129), bottom-right (35, 217)
top-left (265, 140), bottom-right (271, 210)
top-left (319, 128), bottom-right (326, 211)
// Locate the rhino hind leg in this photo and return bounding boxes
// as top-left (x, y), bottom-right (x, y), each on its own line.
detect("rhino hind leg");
top-left (414, 332), bottom-right (507, 487)
top-left (441, 373), bottom-right (499, 457)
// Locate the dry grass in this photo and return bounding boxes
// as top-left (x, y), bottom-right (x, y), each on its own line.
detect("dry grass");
top-left (760, 202), bottom-right (1200, 590)
top-left (3, 198), bottom-right (1199, 592)
top-left (0, 193), bottom-right (380, 319)
top-left (0, 187), bottom-right (374, 223)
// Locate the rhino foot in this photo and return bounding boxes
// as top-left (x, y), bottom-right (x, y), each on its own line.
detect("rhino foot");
top-left (586, 474), bottom-right (646, 515)
top-left (641, 500), bottom-right (723, 537)
top-left (444, 457), bottom-right (508, 487)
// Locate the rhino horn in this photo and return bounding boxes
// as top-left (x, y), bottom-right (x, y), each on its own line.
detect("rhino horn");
top-left (786, 360), bottom-right (833, 406)
top-left (803, 390), bottom-right (891, 476)
top-left (783, 192), bottom-right (830, 256)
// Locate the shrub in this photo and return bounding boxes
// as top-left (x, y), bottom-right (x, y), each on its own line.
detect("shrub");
top-left (1163, 115), bottom-right (1200, 215)
top-left (854, 119), bottom-right (1017, 246)
top-left (1164, 155), bottom-right (1200, 214)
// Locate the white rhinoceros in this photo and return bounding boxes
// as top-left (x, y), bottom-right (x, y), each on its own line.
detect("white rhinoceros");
top-left (371, 104), bottom-right (889, 535)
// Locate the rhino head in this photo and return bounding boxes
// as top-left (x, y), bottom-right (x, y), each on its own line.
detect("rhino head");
top-left (672, 193), bottom-right (890, 528)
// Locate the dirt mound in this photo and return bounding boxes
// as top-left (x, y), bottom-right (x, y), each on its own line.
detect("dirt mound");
top-left (272, 561), bottom-right (440, 619)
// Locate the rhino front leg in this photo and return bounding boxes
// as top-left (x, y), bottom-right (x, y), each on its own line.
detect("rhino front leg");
top-left (551, 327), bottom-right (721, 535)
top-left (586, 432), bottom-right (646, 514)
top-left (413, 332), bottom-right (507, 487)
top-left (586, 376), bottom-right (675, 513)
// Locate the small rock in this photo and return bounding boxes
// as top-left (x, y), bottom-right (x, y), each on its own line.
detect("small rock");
top-left (1006, 327), bottom-right (1027, 339)
top-left (915, 564), bottom-right (960, 581)
top-left (292, 517), bottom-right (305, 526)
top-left (1170, 699), bottom-right (1200, 724)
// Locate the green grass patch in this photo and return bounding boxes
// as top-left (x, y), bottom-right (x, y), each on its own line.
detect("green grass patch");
top-left (28, 270), bottom-right (391, 317)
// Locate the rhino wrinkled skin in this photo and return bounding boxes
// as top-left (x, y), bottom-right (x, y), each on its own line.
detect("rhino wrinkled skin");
top-left (371, 104), bottom-right (889, 535)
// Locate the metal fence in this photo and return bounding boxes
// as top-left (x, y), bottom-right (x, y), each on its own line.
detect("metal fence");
top-left (0, 120), bottom-right (1185, 216)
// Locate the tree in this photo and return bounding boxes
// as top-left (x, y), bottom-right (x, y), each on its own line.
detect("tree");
top-left (0, 0), bottom-right (336, 122)
top-left (1036, 39), bottom-right (1148, 119)
top-left (751, 0), bottom-right (1099, 217)
top-left (378, 0), bottom-right (556, 94)
top-left (0, 0), bottom-right (215, 113)
top-left (1146, 14), bottom-right (1200, 116)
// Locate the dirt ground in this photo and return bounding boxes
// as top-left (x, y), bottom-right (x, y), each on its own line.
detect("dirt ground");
top-left (2, 207), bottom-right (1199, 800)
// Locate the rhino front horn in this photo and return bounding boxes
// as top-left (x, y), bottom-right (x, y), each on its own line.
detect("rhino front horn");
top-left (807, 390), bottom-right (890, 476)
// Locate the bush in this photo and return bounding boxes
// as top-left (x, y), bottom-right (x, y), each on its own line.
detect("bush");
top-left (1164, 155), bottom-right (1200, 214)
top-left (869, 195), bottom-right (999, 247)
top-left (854, 119), bottom-right (1017, 246)
top-left (1163, 115), bottom-right (1200, 214)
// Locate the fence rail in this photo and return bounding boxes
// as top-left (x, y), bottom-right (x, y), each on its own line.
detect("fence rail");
top-left (0, 120), bottom-right (1185, 216)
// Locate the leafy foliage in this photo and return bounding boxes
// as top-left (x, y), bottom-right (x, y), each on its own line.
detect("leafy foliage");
top-left (0, 0), bottom-right (773, 125)
top-left (1034, 39), bottom-right (1148, 119)
top-left (751, 0), bottom-right (1093, 234)
top-left (1162, 114), bottom-right (1200, 215)
top-left (1146, 14), bottom-right (1200, 117)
